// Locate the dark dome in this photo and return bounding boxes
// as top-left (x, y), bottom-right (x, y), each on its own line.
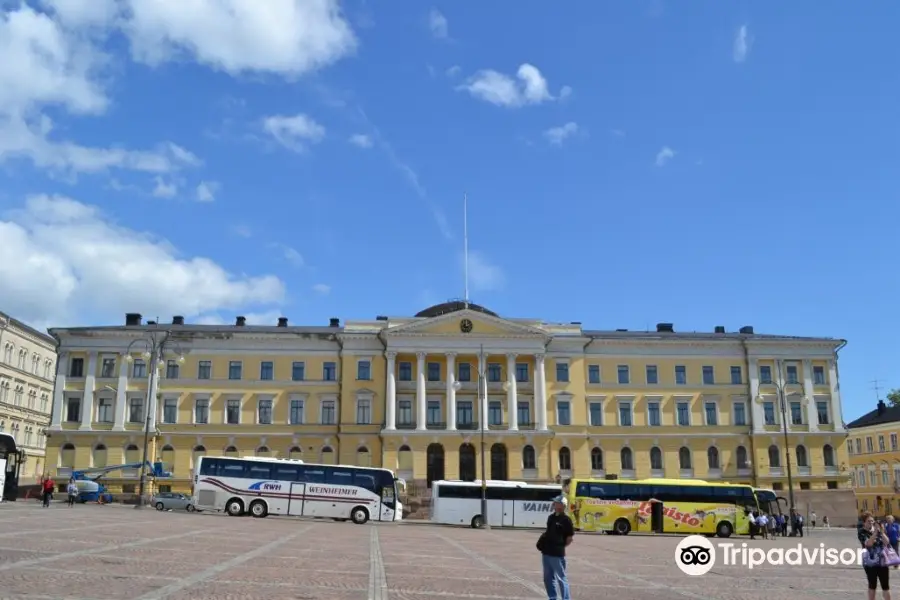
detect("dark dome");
top-left (415, 300), bottom-right (498, 318)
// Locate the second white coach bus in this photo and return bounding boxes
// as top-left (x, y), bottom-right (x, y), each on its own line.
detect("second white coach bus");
top-left (193, 455), bottom-right (405, 524)
top-left (430, 480), bottom-right (562, 528)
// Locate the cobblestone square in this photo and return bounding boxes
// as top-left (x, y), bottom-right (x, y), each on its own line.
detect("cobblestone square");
top-left (0, 501), bottom-right (869, 599)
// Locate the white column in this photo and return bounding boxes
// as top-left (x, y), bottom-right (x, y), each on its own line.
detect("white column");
top-left (79, 352), bottom-right (97, 430)
top-left (416, 352), bottom-right (427, 431)
top-left (147, 355), bottom-right (160, 431)
top-left (829, 358), bottom-right (845, 431)
top-left (445, 352), bottom-right (456, 430)
top-left (479, 353), bottom-right (490, 428)
top-left (748, 358), bottom-right (765, 433)
top-left (506, 353), bottom-right (518, 430)
top-left (385, 352), bottom-right (397, 430)
top-left (535, 353), bottom-right (547, 431)
top-left (50, 352), bottom-right (67, 430)
top-left (802, 360), bottom-right (818, 432)
top-left (113, 353), bottom-right (128, 431)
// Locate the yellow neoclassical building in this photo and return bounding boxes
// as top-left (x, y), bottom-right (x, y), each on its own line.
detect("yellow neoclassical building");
top-left (847, 400), bottom-right (900, 516)
top-left (0, 310), bottom-right (56, 481)
top-left (44, 302), bottom-right (852, 510)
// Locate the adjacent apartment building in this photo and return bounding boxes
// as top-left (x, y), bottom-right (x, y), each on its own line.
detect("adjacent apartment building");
top-left (43, 302), bottom-right (851, 511)
top-left (0, 311), bottom-right (56, 481)
top-left (847, 399), bottom-right (900, 516)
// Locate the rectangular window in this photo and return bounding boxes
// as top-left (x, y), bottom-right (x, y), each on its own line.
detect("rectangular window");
top-left (166, 360), bottom-right (179, 379)
top-left (557, 401), bottom-right (571, 425)
top-left (321, 400), bottom-right (336, 424)
top-left (323, 362), bottom-right (336, 381)
top-left (517, 401), bottom-right (530, 426)
top-left (101, 358), bottom-right (116, 378)
top-left (97, 398), bottom-right (113, 423)
top-left (198, 361), bottom-right (211, 379)
top-left (356, 399), bottom-right (371, 424)
top-left (457, 400), bottom-right (473, 426)
top-left (734, 402), bottom-right (746, 426)
top-left (69, 357), bottom-right (84, 377)
top-left (790, 402), bottom-right (802, 424)
top-left (764, 402), bottom-right (775, 425)
top-left (813, 366), bottom-right (826, 385)
top-left (358, 360), bottom-right (372, 381)
top-left (259, 361), bottom-right (274, 380)
top-left (398, 400), bottom-right (413, 425)
top-left (427, 400), bottom-right (441, 425)
top-left (677, 401), bottom-right (690, 426)
top-left (675, 365), bottom-right (686, 385)
top-left (786, 365), bottom-right (799, 384)
top-left (258, 399), bottom-right (273, 424)
top-left (588, 365), bottom-right (600, 384)
top-left (759, 366), bottom-right (772, 384)
top-left (515, 363), bottom-right (528, 382)
top-left (646, 365), bottom-right (658, 384)
top-left (855, 438), bottom-right (861, 454)
top-left (704, 402), bottom-right (717, 425)
top-left (195, 399), bottom-right (209, 424)
top-left (289, 399), bottom-right (304, 424)
top-left (730, 366), bottom-right (742, 385)
top-left (228, 361), bottom-right (242, 380)
top-left (291, 362), bottom-right (305, 381)
top-left (555, 363), bottom-right (569, 383)
top-left (399, 362), bottom-right (412, 381)
top-left (880, 436), bottom-right (886, 452)
top-left (458, 363), bottom-right (471, 382)
top-left (617, 365), bottom-right (629, 384)
top-left (427, 362), bottom-right (440, 382)
top-left (702, 366), bottom-right (714, 385)
top-left (648, 401), bottom-right (661, 426)
top-left (618, 402), bottom-right (632, 426)
top-left (132, 359), bottom-right (146, 379)
top-left (66, 397), bottom-right (80, 421)
top-left (893, 434), bottom-right (898, 451)
top-left (817, 401), bottom-right (830, 424)
top-left (489, 401), bottom-right (503, 425)
top-left (163, 398), bottom-right (177, 424)
top-left (867, 437), bottom-right (874, 453)
top-left (129, 398), bottom-right (143, 423)
top-left (226, 399), bottom-right (240, 424)
top-left (589, 402), bottom-right (603, 425)
top-left (488, 363), bottom-right (502, 382)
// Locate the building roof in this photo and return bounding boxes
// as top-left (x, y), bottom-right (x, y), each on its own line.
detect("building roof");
top-left (0, 310), bottom-right (55, 345)
top-left (847, 400), bottom-right (900, 429)
top-left (414, 300), bottom-right (498, 318)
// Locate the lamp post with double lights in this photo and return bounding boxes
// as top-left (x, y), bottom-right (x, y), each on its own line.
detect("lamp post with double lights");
top-left (123, 328), bottom-right (184, 509)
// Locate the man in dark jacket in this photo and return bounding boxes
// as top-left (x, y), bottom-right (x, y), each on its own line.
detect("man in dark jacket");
top-left (537, 495), bottom-right (574, 600)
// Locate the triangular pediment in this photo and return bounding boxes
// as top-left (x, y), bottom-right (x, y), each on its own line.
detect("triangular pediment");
top-left (386, 309), bottom-right (547, 338)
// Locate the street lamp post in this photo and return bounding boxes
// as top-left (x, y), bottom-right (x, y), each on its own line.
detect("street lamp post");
top-left (478, 345), bottom-right (489, 530)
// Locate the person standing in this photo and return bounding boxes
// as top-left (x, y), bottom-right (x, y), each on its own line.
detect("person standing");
top-left (66, 479), bottom-right (79, 507)
top-left (41, 476), bottom-right (54, 508)
top-left (886, 516), bottom-right (900, 570)
top-left (536, 495), bottom-right (574, 600)
top-left (810, 511), bottom-right (817, 529)
top-left (859, 511), bottom-right (891, 599)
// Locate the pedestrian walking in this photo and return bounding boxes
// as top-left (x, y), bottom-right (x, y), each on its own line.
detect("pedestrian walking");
top-left (66, 479), bottom-right (78, 507)
top-left (536, 495), bottom-right (574, 600)
top-left (41, 476), bottom-right (54, 507)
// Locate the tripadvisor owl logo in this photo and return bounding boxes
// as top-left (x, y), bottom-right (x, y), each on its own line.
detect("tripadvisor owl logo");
top-left (675, 536), bottom-right (716, 576)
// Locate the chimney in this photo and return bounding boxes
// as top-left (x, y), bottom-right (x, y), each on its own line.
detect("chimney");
top-left (125, 313), bottom-right (142, 326)
top-left (714, 326), bottom-right (725, 334)
top-left (236, 316), bottom-right (246, 326)
top-left (615, 328), bottom-right (628, 332)
top-left (570, 321), bottom-right (582, 325)
top-left (172, 316), bottom-right (184, 325)
top-left (739, 326), bottom-right (754, 334)
top-left (329, 317), bottom-right (340, 328)
top-left (878, 400), bottom-right (887, 415)
top-left (656, 323), bottom-right (674, 333)
top-left (277, 317), bottom-right (288, 327)
top-left (146, 320), bottom-right (156, 325)
top-left (376, 315), bottom-right (388, 321)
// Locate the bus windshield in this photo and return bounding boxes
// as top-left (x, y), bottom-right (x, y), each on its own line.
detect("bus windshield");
top-left (0, 433), bottom-right (23, 501)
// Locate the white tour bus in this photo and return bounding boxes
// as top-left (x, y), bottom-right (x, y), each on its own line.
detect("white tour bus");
top-left (193, 455), bottom-right (405, 524)
top-left (431, 480), bottom-right (562, 528)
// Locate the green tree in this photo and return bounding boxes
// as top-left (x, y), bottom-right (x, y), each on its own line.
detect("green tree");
top-left (887, 389), bottom-right (900, 406)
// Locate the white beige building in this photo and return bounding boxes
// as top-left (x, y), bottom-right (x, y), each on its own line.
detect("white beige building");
top-left (0, 311), bottom-right (56, 481)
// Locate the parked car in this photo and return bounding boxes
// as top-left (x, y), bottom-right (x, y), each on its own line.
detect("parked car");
top-left (152, 492), bottom-right (195, 512)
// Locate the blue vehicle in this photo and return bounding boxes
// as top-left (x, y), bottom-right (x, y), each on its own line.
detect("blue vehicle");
top-left (71, 462), bottom-right (172, 503)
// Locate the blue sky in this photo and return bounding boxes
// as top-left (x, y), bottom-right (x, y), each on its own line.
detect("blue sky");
top-left (0, 0), bottom-right (896, 422)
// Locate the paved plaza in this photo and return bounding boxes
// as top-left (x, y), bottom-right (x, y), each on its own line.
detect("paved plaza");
top-left (0, 501), bottom-right (872, 599)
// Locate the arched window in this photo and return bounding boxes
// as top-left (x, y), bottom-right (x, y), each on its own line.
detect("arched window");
top-left (522, 445), bottom-right (536, 470)
top-left (398, 444), bottom-right (413, 473)
top-left (357, 446), bottom-right (371, 467)
top-left (707, 447), bottom-right (720, 470)
top-left (650, 447), bottom-right (663, 470)
top-left (823, 444), bottom-right (835, 467)
top-left (321, 446), bottom-right (334, 465)
top-left (490, 443), bottom-right (508, 480)
top-left (256, 446), bottom-right (271, 457)
top-left (160, 445), bottom-right (175, 470)
top-left (679, 447), bottom-right (692, 470)
top-left (558, 447), bottom-right (572, 471)
top-left (736, 445), bottom-right (748, 469)
top-left (768, 445), bottom-right (780, 468)
top-left (60, 443), bottom-right (75, 468)
top-left (620, 447), bottom-right (633, 471)
top-left (289, 446), bottom-right (303, 460)
top-left (459, 443), bottom-right (476, 481)
top-left (191, 445), bottom-right (205, 470)
top-left (125, 444), bottom-right (141, 464)
top-left (426, 443), bottom-right (444, 486)
top-left (224, 445), bottom-right (238, 457)
top-left (795, 445), bottom-right (808, 467)
top-left (93, 444), bottom-right (108, 468)
top-left (591, 447), bottom-right (603, 471)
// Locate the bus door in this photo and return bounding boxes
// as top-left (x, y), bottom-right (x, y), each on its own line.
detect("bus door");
top-left (501, 496), bottom-right (515, 527)
top-left (650, 500), bottom-right (665, 533)
top-left (287, 482), bottom-right (305, 516)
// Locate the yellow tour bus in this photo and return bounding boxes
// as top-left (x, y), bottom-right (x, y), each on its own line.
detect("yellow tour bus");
top-left (566, 478), bottom-right (759, 537)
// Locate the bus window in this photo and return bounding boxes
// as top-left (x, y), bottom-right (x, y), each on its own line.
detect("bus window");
top-left (220, 461), bottom-right (245, 479)
top-left (589, 483), bottom-right (620, 498)
top-left (300, 467), bottom-right (326, 483)
top-left (575, 482), bottom-right (591, 497)
top-left (272, 464), bottom-right (299, 482)
top-left (199, 458), bottom-right (219, 476)
top-left (354, 472), bottom-right (378, 493)
top-left (326, 468), bottom-right (354, 486)
top-left (247, 462), bottom-right (271, 480)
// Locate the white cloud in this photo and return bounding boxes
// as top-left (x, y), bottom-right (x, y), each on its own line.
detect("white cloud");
top-left (193, 310), bottom-right (283, 326)
top-left (457, 64), bottom-right (567, 108)
top-left (269, 243), bottom-right (304, 267)
top-left (312, 283), bottom-right (331, 295)
top-left (544, 122), bottom-right (579, 145)
top-left (467, 251), bottom-right (504, 292)
top-left (348, 133), bottom-right (372, 148)
top-left (445, 65), bottom-right (461, 77)
top-left (733, 25), bottom-right (751, 63)
top-left (428, 9), bottom-right (448, 39)
top-left (0, 194), bottom-right (285, 326)
top-left (655, 146), bottom-right (675, 166)
top-left (232, 224), bottom-right (252, 238)
top-left (196, 180), bottom-right (218, 202)
top-left (263, 114), bottom-right (325, 151)
top-left (152, 176), bottom-right (177, 198)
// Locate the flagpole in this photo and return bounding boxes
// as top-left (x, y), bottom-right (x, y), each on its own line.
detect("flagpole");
top-left (463, 192), bottom-right (469, 307)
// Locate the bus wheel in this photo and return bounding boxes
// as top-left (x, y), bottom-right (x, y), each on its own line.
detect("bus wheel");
top-left (226, 498), bottom-right (244, 516)
top-left (249, 500), bottom-right (268, 518)
top-left (351, 506), bottom-right (369, 525)
top-left (716, 521), bottom-right (734, 538)
top-left (471, 515), bottom-right (484, 529)
top-left (614, 519), bottom-right (631, 535)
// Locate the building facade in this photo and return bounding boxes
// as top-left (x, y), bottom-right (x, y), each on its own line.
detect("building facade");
top-left (45, 303), bottom-right (851, 502)
top-left (0, 311), bottom-right (56, 481)
top-left (847, 400), bottom-right (900, 516)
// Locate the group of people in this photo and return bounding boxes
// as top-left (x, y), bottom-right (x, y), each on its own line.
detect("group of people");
top-left (38, 475), bottom-right (80, 507)
top-left (859, 512), bottom-right (900, 599)
top-left (748, 509), bottom-right (819, 539)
